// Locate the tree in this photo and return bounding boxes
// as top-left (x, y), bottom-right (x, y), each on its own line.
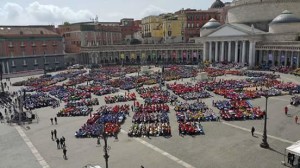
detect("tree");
top-left (130, 39), bottom-right (142, 45)
top-left (63, 22), bottom-right (70, 26)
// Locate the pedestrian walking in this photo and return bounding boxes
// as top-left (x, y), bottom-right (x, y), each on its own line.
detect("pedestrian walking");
top-left (295, 115), bottom-right (298, 124)
top-left (60, 138), bottom-right (64, 148)
top-left (285, 106), bottom-right (288, 115)
top-left (63, 147), bottom-right (67, 160)
top-left (54, 117), bottom-right (57, 125)
top-left (131, 105), bottom-right (133, 112)
top-left (97, 136), bottom-right (101, 145)
top-left (53, 129), bottom-right (57, 139)
top-left (50, 118), bottom-right (53, 125)
top-left (62, 136), bottom-right (65, 147)
top-left (51, 130), bottom-right (54, 140)
top-left (251, 126), bottom-right (255, 136)
top-left (56, 138), bottom-right (60, 149)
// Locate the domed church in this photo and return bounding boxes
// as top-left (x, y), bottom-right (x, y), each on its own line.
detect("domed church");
top-left (195, 0), bottom-right (300, 68)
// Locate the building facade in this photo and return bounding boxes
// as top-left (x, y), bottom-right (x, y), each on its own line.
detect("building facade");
top-left (79, 43), bottom-right (202, 65)
top-left (177, 9), bottom-right (221, 42)
top-left (120, 18), bottom-right (142, 44)
top-left (57, 22), bottom-right (122, 53)
top-left (196, 0), bottom-right (300, 68)
top-left (0, 26), bottom-right (64, 74)
top-left (141, 15), bottom-right (164, 44)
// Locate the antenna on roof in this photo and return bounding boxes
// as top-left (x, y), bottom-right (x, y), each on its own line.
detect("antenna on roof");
top-left (95, 15), bottom-right (98, 23)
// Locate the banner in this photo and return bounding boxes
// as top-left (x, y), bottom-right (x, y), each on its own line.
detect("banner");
top-left (172, 52), bottom-right (176, 59)
top-left (193, 52), bottom-right (197, 58)
top-left (142, 53), bottom-right (146, 60)
top-left (152, 52), bottom-right (156, 59)
top-left (120, 53), bottom-right (125, 60)
top-left (131, 53), bottom-right (136, 59)
top-left (183, 52), bottom-right (186, 59)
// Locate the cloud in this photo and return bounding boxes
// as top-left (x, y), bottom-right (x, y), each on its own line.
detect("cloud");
top-left (0, 1), bottom-right (94, 25)
top-left (141, 5), bottom-right (167, 17)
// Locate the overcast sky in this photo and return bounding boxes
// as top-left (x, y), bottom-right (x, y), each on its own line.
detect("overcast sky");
top-left (0, 0), bottom-right (231, 25)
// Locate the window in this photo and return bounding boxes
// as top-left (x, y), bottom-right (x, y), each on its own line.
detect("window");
top-left (34, 59), bottom-right (38, 65)
top-left (10, 51), bottom-right (14, 57)
top-left (187, 23), bottom-right (190, 28)
top-left (23, 60), bottom-right (27, 65)
top-left (191, 24), bottom-right (194, 28)
top-left (33, 49), bottom-right (36, 55)
top-left (11, 60), bottom-right (15, 66)
top-left (20, 31), bottom-right (23, 35)
top-left (9, 41), bottom-right (13, 47)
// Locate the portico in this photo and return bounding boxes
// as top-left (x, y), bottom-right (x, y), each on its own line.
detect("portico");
top-left (199, 24), bottom-right (265, 67)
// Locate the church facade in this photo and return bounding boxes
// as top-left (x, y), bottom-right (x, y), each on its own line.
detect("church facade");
top-left (196, 0), bottom-right (300, 68)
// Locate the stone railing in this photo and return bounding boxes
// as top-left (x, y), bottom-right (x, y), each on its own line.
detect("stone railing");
top-left (230, 0), bottom-right (298, 8)
top-left (81, 43), bottom-right (202, 52)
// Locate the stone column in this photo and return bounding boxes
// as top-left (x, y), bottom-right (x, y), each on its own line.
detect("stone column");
top-left (203, 42), bottom-right (207, 62)
top-left (285, 51), bottom-right (288, 66)
top-left (297, 52), bottom-right (300, 68)
top-left (290, 51), bottom-right (294, 67)
top-left (235, 41), bottom-right (238, 63)
top-left (259, 50), bottom-right (263, 64)
top-left (209, 41), bottom-right (212, 62)
top-left (2, 62), bottom-right (5, 74)
top-left (242, 41), bottom-right (246, 65)
top-left (215, 41), bottom-right (219, 62)
top-left (248, 41), bottom-right (254, 67)
top-left (271, 50), bottom-right (275, 66)
top-left (228, 41), bottom-right (232, 62)
top-left (221, 41), bottom-right (225, 62)
top-left (6, 61), bottom-right (9, 74)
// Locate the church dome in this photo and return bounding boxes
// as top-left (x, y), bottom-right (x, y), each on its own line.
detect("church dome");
top-left (211, 0), bottom-right (225, 9)
top-left (270, 10), bottom-right (300, 24)
top-left (202, 18), bottom-right (221, 29)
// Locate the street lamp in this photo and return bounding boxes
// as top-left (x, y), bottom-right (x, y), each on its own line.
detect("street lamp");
top-left (102, 132), bottom-right (110, 168)
top-left (260, 92), bottom-right (269, 148)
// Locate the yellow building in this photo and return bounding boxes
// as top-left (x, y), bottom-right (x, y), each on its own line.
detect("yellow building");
top-left (141, 15), bottom-right (163, 39)
top-left (162, 13), bottom-right (186, 43)
top-left (141, 13), bottom-right (186, 43)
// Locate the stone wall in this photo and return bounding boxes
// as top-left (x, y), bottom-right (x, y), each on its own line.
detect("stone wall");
top-left (260, 33), bottom-right (299, 42)
top-left (269, 23), bottom-right (300, 34)
top-left (228, 1), bottom-right (300, 24)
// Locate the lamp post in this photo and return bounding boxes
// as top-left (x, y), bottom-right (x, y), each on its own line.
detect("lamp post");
top-left (260, 93), bottom-right (269, 148)
top-left (43, 55), bottom-right (46, 75)
top-left (102, 132), bottom-right (110, 168)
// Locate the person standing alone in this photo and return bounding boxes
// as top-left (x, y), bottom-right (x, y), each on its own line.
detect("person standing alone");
top-left (251, 126), bottom-right (255, 136)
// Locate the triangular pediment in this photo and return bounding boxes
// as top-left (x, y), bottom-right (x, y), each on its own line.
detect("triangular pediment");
top-left (207, 25), bottom-right (248, 37)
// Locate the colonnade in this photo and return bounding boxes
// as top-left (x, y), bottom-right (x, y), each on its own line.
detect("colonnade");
top-left (256, 50), bottom-right (300, 68)
top-left (85, 49), bottom-right (202, 65)
top-left (203, 40), bottom-right (256, 66)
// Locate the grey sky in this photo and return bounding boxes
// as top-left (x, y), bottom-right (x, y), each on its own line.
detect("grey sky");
top-left (0, 0), bottom-right (231, 25)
